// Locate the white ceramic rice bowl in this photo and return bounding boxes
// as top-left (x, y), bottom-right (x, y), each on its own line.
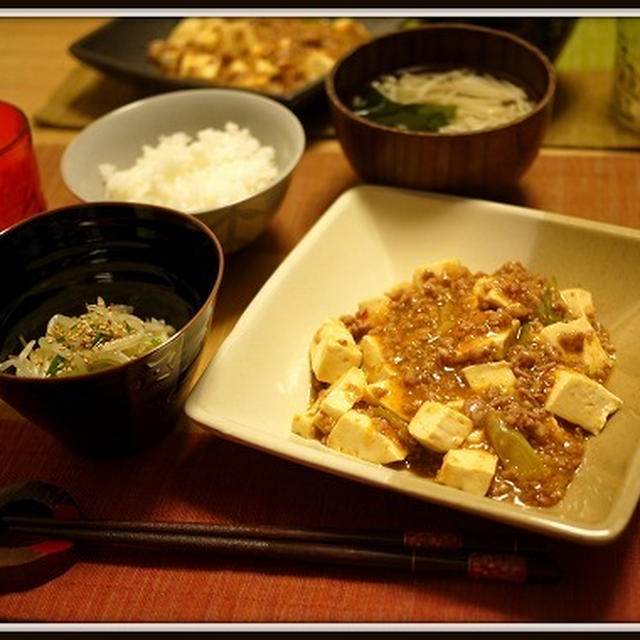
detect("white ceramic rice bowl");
top-left (61, 88), bottom-right (306, 253)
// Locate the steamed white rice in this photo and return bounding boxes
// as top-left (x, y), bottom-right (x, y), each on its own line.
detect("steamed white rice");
top-left (99, 122), bottom-right (278, 212)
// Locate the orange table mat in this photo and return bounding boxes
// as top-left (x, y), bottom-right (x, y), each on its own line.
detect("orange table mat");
top-left (1, 145), bottom-right (640, 622)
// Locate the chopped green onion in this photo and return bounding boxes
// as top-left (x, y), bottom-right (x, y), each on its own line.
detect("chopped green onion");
top-left (516, 322), bottom-right (535, 345)
top-left (91, 332), bottom-right (106, 348)
top-left (372, 405), bottom-right (408, 431)
top-left (537, 280), bottom-right (563, 326)
top-left (46, 354), bottom-right (66, 377)
top-left (484, 409), bottom-right (546, 480)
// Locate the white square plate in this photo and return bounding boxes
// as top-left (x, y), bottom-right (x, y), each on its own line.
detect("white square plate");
top-left (186, 185), bottom-right (640, 543)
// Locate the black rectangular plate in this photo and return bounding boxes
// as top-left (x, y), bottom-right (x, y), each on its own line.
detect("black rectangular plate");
top-left (69, 17), bottom-right (402, 111)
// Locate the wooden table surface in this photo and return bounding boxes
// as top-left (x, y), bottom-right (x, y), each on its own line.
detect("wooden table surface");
top-left (2, 16), bottom-right (640, 625)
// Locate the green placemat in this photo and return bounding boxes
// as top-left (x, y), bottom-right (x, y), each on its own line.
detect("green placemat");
top-left (35, 65), bottom-right (150, 129)
top-left (544, 17), bottom-right (640, 148)
top-left (555, 17), bottom-right (616, 71)
top-left (34, 64), bottom-right (336, 139)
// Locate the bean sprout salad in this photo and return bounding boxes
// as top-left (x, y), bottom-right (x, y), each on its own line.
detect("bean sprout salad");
top-left (0, 298), bottom-right (175, 378)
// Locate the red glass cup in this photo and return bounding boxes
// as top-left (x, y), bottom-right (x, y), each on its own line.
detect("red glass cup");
top-left (0, 101), bottom-right (46, 230)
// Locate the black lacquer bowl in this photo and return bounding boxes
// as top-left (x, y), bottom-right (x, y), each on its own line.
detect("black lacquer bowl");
top-left (0, 203), bottom-right (223, 457)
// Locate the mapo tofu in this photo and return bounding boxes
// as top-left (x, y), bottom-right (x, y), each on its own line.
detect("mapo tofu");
top-left (148, 17), bottom-right (370, 95)
top-left (292, 260), bottom-right (622, 507)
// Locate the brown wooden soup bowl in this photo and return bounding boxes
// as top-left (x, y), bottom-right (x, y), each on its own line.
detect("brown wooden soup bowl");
top-left (326, 23), bottom-right (555, 196)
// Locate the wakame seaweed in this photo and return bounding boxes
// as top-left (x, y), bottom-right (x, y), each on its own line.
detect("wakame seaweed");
top-left (353, 87), bottom-right (456, 132)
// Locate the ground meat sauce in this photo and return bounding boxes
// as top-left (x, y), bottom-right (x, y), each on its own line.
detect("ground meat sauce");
top-left (336, 261), bottom-right (616, 508)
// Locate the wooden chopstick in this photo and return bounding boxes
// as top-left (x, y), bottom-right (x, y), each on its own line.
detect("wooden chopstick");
top-left (2, 516), bottom-right (549, 553)
top-left (1, 516), bottom-right (559, 583)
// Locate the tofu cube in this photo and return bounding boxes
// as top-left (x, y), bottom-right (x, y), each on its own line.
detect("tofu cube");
top-left (357, 296), bottom-right (391, 325)
top-left (545, 368), bottom-right (623, 434)
top-left (462, 361), bottom-right (516, 393)
top-left (446, 399), bottom-right (465, 411)
top-left (360, 334), bottom-right (396, 382)
top-left (539, 316), bottom-right (612, 377)
top-left (561, 288), bottom-right (595, 318)
top-left (310, 318), bottom-right (362, 383)
top-left (473, 276), bottom-right (512, 309)
top-left (360, 333), bottom-right (385, 371)
top-left (486, 320), bottom-right (520, 358)
top-left (413, 259), bottom-right (465, 285)
top-left (366, 377), bottom-right (409, 420)
top-left (436, 449), bottom-right (498, 496)
top-left (464, 428), bottom-right (486, 445)
top-left (581, 336), bottom-right (613, 377)
top-left (291, 410), bottom-right (319, 439)
top-left (408, 401), bottom-right (473, 453)
top-left (453, 319), bottom-right (519, 362)
top-left (538, 315), bottom-right (591, 346)
top-left (326, 409), bottom-right (408, 464)
top-left (319, 366), bottom-right (367, 420)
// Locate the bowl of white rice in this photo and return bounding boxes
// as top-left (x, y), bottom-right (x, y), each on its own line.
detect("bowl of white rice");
top-left (61, 88), bottom-right (306, 253)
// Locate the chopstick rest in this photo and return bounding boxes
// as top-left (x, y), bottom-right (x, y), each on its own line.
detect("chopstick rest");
top-left (0, 481), bottom-right (81, 592)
